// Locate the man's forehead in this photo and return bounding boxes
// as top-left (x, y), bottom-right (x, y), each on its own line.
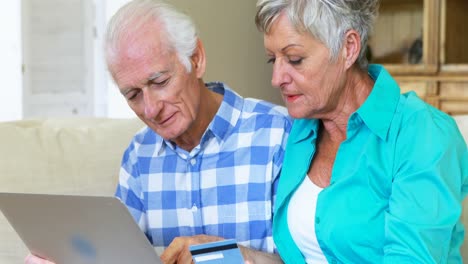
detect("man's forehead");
top-left (112, 52), bottom-right (177, 93)
top-left (111, 40), bottom-right (175, 76)
top-left (148, 71), bottom-right (169, 81)
top-left (121, 37), bottom-right (167, 60)
top-left (117, 20), bottom-right (171, 57)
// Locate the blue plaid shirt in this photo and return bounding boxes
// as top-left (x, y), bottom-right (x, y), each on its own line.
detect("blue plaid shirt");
top-left (116, 82), bottom-right (291, 254)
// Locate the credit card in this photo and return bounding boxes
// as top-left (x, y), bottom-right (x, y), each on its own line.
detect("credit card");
top-left (189, 239), bottom-right (244, 264)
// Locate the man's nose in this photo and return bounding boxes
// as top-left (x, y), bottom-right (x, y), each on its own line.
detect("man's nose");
top-left (143, 90), bottom-right (163, 120)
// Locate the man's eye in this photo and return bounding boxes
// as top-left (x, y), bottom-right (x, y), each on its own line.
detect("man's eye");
top-left (153, 78), bottom-right (169, 86)
top-left (267, 57), bottom-right (276, 64)
top-left (126, 91), bottom-right (140, 101)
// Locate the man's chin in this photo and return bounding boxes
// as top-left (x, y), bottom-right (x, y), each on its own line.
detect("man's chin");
top-left (157, 128), bottom-right (185, 142)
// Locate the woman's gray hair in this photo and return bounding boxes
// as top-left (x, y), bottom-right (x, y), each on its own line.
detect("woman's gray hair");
top-left (105, 0), bottom-right (198, 72)
top-left (255, 0), bottom-right (380, 69)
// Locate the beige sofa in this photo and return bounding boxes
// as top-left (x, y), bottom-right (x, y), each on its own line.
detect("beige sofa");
top-left (0, 116), bottom-right (467, 264)
top-left (0, 118), bottom-right (144, 264)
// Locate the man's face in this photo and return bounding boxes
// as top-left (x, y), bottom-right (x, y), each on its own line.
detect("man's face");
top-left (109, 27), bottom-right (202, 142)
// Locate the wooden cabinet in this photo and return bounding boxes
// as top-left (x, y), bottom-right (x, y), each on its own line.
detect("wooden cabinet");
top-left (368, 0), bottom-right (468, 115)
top-left (440, 0), bottom-right (468, 72)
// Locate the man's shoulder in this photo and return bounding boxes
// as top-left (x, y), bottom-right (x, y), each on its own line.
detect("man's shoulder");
top-left (209, 82), bottom-right (288, 118)
top-left (129, 125), bottom-right (164, 147)
top-left (242, 97), bottom-right (289, 118)
top-left (236, 98), bottom-right (292, 135)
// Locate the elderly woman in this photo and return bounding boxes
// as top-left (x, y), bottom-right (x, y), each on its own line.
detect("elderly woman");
top-left (255, 0), bottom-right (468, 263)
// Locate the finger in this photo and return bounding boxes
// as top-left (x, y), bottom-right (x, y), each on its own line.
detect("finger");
top-left (177, 248), bottom-right (195, 264)
top-left (24, 254), bottom-right (33, 264)
top-left (161, 235), bottom-right (224, 264)
top-left (25, 254), bottom-right (42, 264)
top-left (24, 254), bottom-right (55, 264)
top-left (160, 237), bottom-right (187, 264)
top-left (191, 234), bottom-right (223, 244)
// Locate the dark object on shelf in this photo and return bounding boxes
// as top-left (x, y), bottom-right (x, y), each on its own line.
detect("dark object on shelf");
top-left (366, 44), bottom-right (373, 62)
top-left (408, 36), bottom-right (423, 64)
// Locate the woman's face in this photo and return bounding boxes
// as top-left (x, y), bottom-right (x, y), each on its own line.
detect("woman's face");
top-left (263, 12), bottom-right (347, 119)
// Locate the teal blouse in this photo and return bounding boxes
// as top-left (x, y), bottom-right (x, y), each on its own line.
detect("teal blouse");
top-left (273, 65), bottom-right (468, 264)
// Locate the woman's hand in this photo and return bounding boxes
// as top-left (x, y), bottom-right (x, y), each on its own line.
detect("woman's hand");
top-left (238, 245), bottom-right (283, 264)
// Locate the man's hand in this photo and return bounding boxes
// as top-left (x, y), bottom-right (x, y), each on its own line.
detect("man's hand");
top-left (24, 254), bottom-right (56, 264)
top-left (160, 234), bottom-right (223, 264)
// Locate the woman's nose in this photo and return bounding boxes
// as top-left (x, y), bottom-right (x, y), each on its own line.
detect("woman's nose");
top-left (271, 61), bottom-right (290, 88)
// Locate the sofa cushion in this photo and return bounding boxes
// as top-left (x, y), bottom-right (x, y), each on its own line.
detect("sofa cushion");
top-left (0, 118), bottom-right (143, 263)
top-left (454, 115), bottom-right (468, 144)
top-left (0, 118), bottom-right (143, 194)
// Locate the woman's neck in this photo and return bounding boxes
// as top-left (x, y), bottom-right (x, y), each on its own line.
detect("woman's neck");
top-left (320, 68), bottom-right (374, 142)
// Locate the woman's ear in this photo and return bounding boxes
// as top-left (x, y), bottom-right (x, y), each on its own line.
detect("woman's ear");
top-left (190, 38), bottom-right (206, 78)
top-left (342, 29), bottom-right (361, 69)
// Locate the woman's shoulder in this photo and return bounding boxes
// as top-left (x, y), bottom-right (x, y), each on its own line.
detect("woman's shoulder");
top-left (395, 92), bottom-right (463, 146)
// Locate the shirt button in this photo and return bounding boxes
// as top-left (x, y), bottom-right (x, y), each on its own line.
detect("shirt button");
top-left (316, 217), bottom-right (321, 224)
top-left (190, 159), bottom-right (196, 165)
top-left (191, 204), bottom-right (198, 212)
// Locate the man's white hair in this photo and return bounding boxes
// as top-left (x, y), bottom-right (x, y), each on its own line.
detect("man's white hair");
top-left (105, 0), bottom-right (198, 72)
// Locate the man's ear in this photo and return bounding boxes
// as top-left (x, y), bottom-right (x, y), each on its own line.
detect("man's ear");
top-left (342, 29), bottom-right (361, 69)
top-left (190, 38), bottom-right (206, 78)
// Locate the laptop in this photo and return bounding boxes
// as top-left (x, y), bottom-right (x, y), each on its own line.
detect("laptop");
top-left (0, 192), bottom-right (162, 264)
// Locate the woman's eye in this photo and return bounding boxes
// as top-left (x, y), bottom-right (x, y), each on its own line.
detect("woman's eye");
top-left (267, 57), bottom-right (276, 64)
top-left (289, 57), bottom-right (303, 65)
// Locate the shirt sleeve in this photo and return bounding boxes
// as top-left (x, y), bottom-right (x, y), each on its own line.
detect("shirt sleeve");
top-left (271, 116), bottom-right (292, 215)
top-left (115, 139), bottom-right (149, 238)
top-left (383, 112), bottom-right (468, 263)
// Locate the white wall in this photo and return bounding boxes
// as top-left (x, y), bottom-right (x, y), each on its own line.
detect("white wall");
top-left (0, 0), bottom-right (135, 121)
top-left (105, 0), bottom-right (136, 118)
top-left (170, 0), bottom-right (282, 105)
top-left (0, 2), bottom-right (22, 121)
top-left (0, 0), bottom-right (280, 121)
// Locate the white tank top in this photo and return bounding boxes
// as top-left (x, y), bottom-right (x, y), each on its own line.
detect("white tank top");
top-left (287, 176), bottom-right (328, 263)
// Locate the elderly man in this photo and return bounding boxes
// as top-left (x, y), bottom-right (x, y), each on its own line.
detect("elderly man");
top-left (25, 0), bottom-right (290, 263)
